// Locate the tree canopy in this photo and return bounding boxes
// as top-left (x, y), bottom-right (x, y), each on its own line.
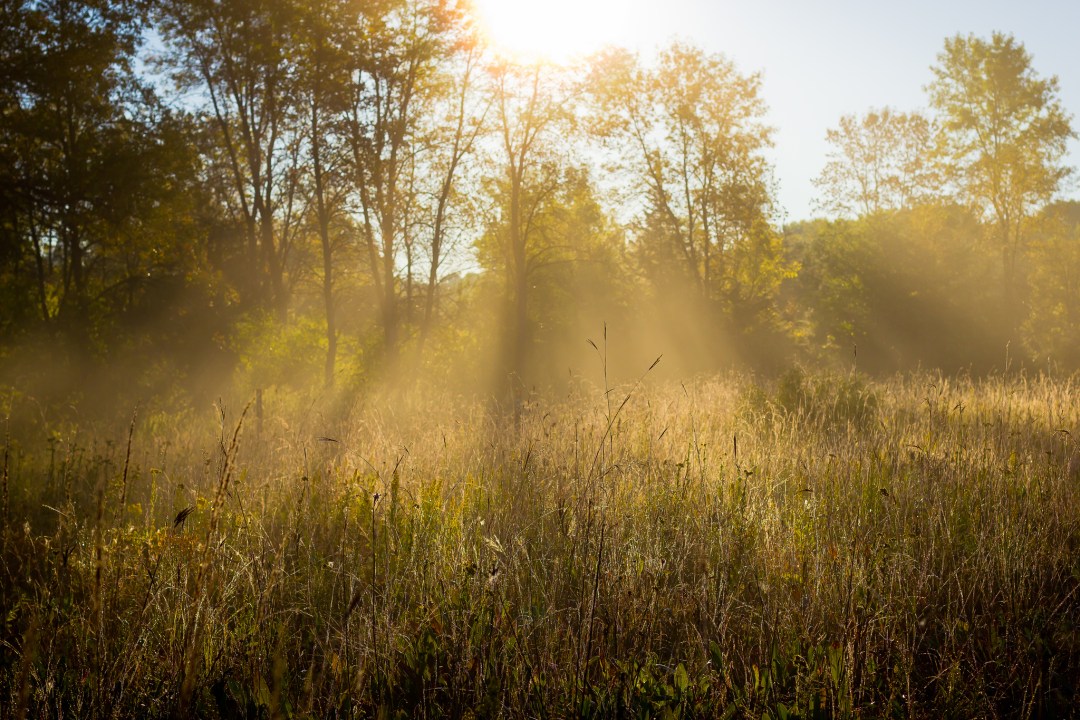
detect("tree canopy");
top-left (928, 33), bottom-right (1075, 297)
top-left (1, 11), bottom-right (1078, 410)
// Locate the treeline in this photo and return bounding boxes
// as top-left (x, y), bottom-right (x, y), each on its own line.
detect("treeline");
top-left (1, 1), bottom-right (1077, 411)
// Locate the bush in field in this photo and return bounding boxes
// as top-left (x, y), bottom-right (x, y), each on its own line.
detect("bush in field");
top-left (743, 366), bottom-right (880, 428)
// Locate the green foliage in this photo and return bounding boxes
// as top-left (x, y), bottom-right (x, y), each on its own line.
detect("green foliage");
top-left (928, 32), bottom-right (1075, 293)
top-left (1023, 201), bottom-right (1080, 366)
top-left (784, 204), bottom-right (1009, 372)
top-left (476, 164), bottom-right (635, 387)
top-left (8, 6), bottom-right (1080, 399)
top-left (799, 32), bottom-right (1077, 374)
top-left (235, 313), bottom-right (329, 391)
top-left (590, 43), bottom-right (793, 335)
top-left (0, 0), bottom-right (204, 330)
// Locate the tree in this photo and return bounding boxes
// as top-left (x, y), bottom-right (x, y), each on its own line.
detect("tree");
top-left (814, 108), bottom-right (941, 218)
top-left (589, 43), bottom-right (790, 330)
top-left (342, 0), bottom-right (464, 362)
top-left (1, 0), bottom-right (148, 336)
top-left (483, 60), bottom-right (573, 396)
top-left (413, 40), bottom-right (487, 352)
top-left (1023, 202), bottom-right (1080, 367)
top-left (0, 0), bottom-right (230, 407)
top-left (476, 161), bottom-right (627, 387)
top-left (0, 0), bottom-right (190, 336)
top-left (156, 0), bottom-right (303, 320)
top-left (293, 0), bottom-right (354, 386)
top-left (786, 204), bottom-right (1005, 371)
top-left (927, 32), bottom-right (1075, 301)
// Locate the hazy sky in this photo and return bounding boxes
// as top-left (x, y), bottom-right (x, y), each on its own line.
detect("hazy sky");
top-left (605, 0), bottom-right (1080, 222)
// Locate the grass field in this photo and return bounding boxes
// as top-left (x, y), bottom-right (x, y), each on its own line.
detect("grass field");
top-left (2, 369), bottom-right (1079, 718)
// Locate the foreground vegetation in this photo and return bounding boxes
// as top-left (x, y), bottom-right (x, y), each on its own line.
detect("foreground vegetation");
top-left (2, 369), bottom-right (1080, 718)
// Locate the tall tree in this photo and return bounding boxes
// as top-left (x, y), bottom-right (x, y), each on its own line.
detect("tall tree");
top-left (414, 40), bottom-right (487, 352)
top-left (814, 108), bottom-right (941, 218)
top-left (0, 0), bottom-right (185, 338)
top-left (484, 60), bottom-right (572, 395)
top-left (589, 43), bottom-right (789, 328)
top-left (156, 0), bottom-right (302, 319)
top-left (293, 0), bottom-right (353, 386)
top-left (927, 32), bottom-right (1075, 301)
top-left (0, 0), bottom-right (226, 408)
top-left (342, 0), bottom-right (463, 361)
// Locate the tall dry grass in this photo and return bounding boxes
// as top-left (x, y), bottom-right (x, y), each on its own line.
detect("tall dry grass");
top-left (1, 369), bottom-right (1079, 717)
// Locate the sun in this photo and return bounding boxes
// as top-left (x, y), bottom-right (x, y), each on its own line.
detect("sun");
top-left (469, 0), bottom-right (649, 63)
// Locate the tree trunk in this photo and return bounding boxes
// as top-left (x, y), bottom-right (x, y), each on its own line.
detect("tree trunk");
top-left (381, 222), bottom-right (398, 362)
top-left (508, 168), bottom-right (529, 398)
top-left (28, 216), bottom-right (51, 324)
top-left (260, 210), bottom-right (287, 322)
top-left (311, 97), bottom-right (336, 387)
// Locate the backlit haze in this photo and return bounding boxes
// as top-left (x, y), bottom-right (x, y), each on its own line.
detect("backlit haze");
top-left (471, 0), bottom-right (1080, 222)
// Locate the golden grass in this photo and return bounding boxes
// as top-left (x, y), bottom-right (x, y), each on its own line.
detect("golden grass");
top-left (1, 370), bottom-right (1079, 717)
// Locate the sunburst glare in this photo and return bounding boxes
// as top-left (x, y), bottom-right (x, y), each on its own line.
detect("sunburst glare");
top-left (469, 0), bottom-right (649, 62)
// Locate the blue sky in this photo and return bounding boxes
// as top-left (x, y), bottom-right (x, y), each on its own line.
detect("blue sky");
top-left (625, 0), bottom-right (1080, 221)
